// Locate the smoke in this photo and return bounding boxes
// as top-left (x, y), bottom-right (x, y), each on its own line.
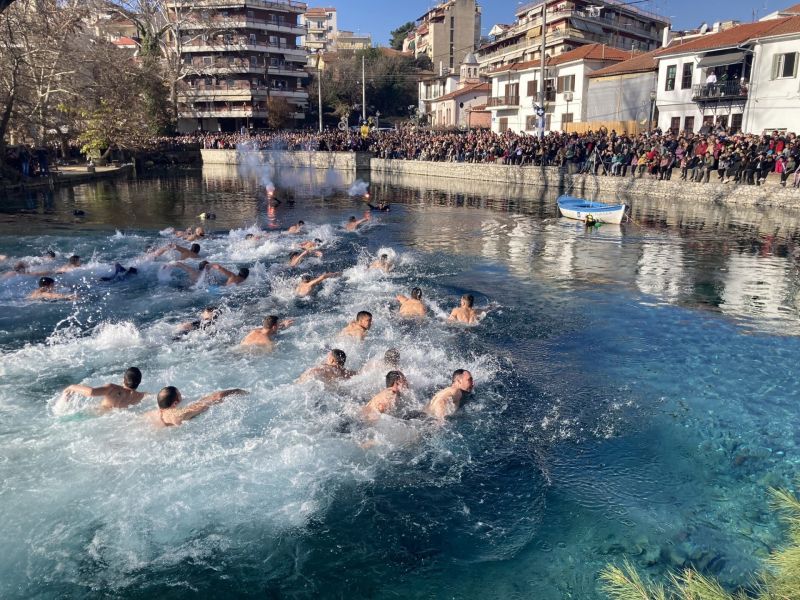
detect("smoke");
top-left (348, 179), bottom-right (369, 198)
top-left (236, 143), bottom-right (275, 194)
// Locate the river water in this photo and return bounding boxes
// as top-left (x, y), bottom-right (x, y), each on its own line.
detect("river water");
top-left (1, 164), bottom-right (800, 599)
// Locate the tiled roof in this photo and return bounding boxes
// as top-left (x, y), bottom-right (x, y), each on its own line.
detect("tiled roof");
top-left (431, 82), bottom-right (490, 103)
top-left (781, 2), bottom-right (800, 13)
top-left (471, 104), bottom-right (488, 111)
top-left (588, 49), bottom-right (659, 78)
top-left (112, 36), bottom-right (138, 47)
top-left (489, 43), bottom-right (630, 75)
top-left (655, 16), bottom-right (800, 56)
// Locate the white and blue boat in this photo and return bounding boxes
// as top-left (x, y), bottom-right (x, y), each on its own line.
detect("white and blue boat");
top-left (557, 195), bottom-right (627, 225)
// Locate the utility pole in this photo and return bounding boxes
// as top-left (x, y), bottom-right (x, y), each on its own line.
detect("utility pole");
top-left (318, 62), bottom-right (323, 133)
top-left (362, 54), bottom-right (366, 123)
top-left (539, 0), bottom-right (547, 141)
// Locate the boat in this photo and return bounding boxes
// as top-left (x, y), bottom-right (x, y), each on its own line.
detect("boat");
top-left (557, 195), bottom-right (627, 224)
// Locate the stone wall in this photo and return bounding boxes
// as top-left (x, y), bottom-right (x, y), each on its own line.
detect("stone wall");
top-left (370, 159), bottom-right (800, 209)
top-left (201, 149), bottom-right (371, 171)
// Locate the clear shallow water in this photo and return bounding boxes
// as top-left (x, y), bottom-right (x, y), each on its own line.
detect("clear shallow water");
top-left (1, 167), bottom-right (800, 598)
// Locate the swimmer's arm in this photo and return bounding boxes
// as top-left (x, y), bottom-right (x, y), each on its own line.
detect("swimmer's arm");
top-left (184, 388), bottom-right (248, 419)
top-left (278, 318), bottom-right (294, 330)
top-left (150, 245), bottom-right (171, 258)
top-left (396, 294), bottom-right (409, 304)
top-left (210, 263), bottom-right (235, 278)
top-left (64, 384), bottom-right (111, 398)
top-left (447, 308), bottom-right (459, 321)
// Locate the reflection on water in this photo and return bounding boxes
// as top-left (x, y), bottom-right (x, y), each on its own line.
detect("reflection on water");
top-left (1, 166), bottom-right (800, 599)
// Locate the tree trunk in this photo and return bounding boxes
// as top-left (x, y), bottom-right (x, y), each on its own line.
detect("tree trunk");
top-left (0, 86), bottom-right (16, 167)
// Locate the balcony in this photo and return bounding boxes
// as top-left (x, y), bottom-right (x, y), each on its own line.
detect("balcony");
top-left (179, 18), bottom-right (305, 36)
top-left (179, 107), bottom-right (306, 119)
top-left (181, 38), bottom-right (308, 58)
top-left (168, 0), bottom-right (306, 14)
top-left (186, 60), bottom-right (307, 77)
top-left (487, 95), bottom-right (520, 108)
top-left (692, 81), bottom-right (748, 102)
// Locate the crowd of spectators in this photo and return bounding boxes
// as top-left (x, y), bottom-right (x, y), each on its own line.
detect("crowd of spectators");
top-left (169, 126), bottom-right (800, 188)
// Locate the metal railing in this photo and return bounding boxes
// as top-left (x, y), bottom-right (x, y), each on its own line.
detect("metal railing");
top-left (692, 81), bottom-right (748, 101)
top-left (487, 95), bottom-right (520, 107)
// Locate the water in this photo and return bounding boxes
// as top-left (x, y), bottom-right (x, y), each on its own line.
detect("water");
top-left (1, 167), bottom-right (800, 599)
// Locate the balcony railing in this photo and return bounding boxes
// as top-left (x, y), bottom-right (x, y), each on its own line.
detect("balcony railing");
top-left (169, 0), bottom-right (306, 13)
top-left (487, 95), bottom-right (520, 107)
top-left (692, 81), bottom-right (748, 102)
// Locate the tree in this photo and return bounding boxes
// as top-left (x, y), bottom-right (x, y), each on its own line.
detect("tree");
top-left (267, 96), bottom-right (292, 130)
top-left (389, 21), bottom-right (415, 51)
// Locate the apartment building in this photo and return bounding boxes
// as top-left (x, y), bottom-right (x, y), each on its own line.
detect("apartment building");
top-left (336, 30), bottom-right (371, 50)
top-left (300, 6), bottom-right (337, 52)
top-left (477, 0), bottom-right (669, 74)
top-left (169, 0), bottom-right (309, 133)
top-left (404, 0), bottom-right (481, 74)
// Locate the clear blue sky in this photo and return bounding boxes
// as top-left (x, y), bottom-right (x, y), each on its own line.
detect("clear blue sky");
top-left (325, 0), bottom-right (789, 45)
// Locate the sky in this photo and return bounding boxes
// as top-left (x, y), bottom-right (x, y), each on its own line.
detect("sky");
top-left (326, 0), bottom-right (792, 46)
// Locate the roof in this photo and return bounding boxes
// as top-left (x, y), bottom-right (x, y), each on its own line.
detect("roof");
top-left (462, 52), bottom-right (478, 65)
top-left (112, 36), bottom-right (138, 47)
top-left (781, 2), bottom-right (800, 13)
top-left (305, 7), bottom-right (335, 15)
top-left (489, 43), bottom-right (631, 75)
top-left (656, 16), bottom-right (800, 56)
top-left (431, 82), bottom-right (490, 103)
top-left (588, 49), bottom-right (658, 78)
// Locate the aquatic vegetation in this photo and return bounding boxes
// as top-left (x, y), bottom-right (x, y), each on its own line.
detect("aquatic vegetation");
top-left (601, 485), bottom-right (800, 600)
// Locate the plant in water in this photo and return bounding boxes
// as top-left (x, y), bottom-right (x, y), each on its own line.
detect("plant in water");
top-left (600, 485), bottom-right (800, 600)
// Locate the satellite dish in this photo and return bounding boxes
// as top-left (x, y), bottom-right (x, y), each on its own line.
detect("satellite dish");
top-left (699, 22), bottom-right (708, 34)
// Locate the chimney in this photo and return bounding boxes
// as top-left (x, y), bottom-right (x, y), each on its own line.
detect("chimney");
top-left (439, 60), bottom-right (444, 76)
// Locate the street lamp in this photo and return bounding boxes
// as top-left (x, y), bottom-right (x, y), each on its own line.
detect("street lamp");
top-left (563, 90), bottom-right (573, 130)
top-left (648, 90), bottom-right (657, 132)
top-left (375, 110), bottom-right (381, 129)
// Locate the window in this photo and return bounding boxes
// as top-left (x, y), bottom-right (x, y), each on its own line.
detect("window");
top-left (716, 115), bottom-right (728, 129)
top-left (557, 74), bottom-right (575, 93)
top-left (544, 79), bottom-right (555, 102)
top-left (269, 35), bottom-right (278, 46)
top-left (670, 116), bottom-right (680, 133)
top-left (499, 117), bottom-right (509, 132)
top-left (561, 113), bottom-right (573, 124)
top-left (203, 56), bottom-right (212, 66)
top-left (249, 33), bottom-right (256, 44)
top-left (772, 52), bottom-right (798, 79)
top-left (684, 116), bottom-right (694, 132)
top-left (527, 80), bottom-right (538, 97)
top-left (250, 56), bottom-right (258, 66)
top-left (525, 115), bottom-right (537, 130)
top-left (731, 113), bottom-right (742, 133)
top-left (665, 65), bottom-right (676, 91)
top-left (681, 63), bottom-right (692, 89)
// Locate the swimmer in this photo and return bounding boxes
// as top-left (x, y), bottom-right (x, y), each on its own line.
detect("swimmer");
top-left (175, 306), bottom-right (219, 336)
top-left (171, 260), bottom-right (210, 283)
top-left (296, 349), bottom-right (354, 383)
top-left (295, 271), bottom-right (340, 297)
top-left (362, 370), bottom-right (408, 423)
top-left (396, 287), bottom-right (426, 317)
top-left (62, 367), bottom-right (146, 411)
top-left (100, 263), bottom-right (138, 282)
top-left (288, 248), bottom-right (322, 267)
top-left (287, 220), bottom-right (305, 234)
top-left (2, 261), bottom-right (29, 279)
top-left (299, 238), bottom-right (323, 251)
top-left (339, 310), bottom-right (373, 341)
top-left (176, 226), bottom-right (205, 242)
top-left (151, 243), bottom-right (201, 260)
top-left (30, 255), bottom-right (81, 276)
top-left (425, 369), bottom-right (474, 422)
top-left (361, 348), bottom-right (401, 374)
top-left (345, 212), bottom-right (371, 232)
top-left (448, 294), bottom-right (491, 325)
top-left (369, 253), bottom-right (393, 272)
top-left (209, 263), bottom-right (249, 286)
top-left (240, 315), bottom-right (294, 349)
top-left (28, 277), bottom-right (77, 301)
top-left (147, 386), bottom-right (248, 427)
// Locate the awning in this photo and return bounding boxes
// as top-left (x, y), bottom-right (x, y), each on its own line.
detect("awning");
top-left (697, 51), bottom-right (746, 68)
top-left (572, 19), bottom-right (605, 35)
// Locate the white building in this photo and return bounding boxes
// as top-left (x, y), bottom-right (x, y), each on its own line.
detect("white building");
top-left (654, 14), bottom-right (800, 134)
top-left (487, 43), bottom-right (630, 133)
top-left (300, 6), bottom-right (337, 52)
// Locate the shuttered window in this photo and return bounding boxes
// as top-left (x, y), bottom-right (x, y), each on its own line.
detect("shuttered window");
top-left (526, 80), bottom-right (538, 97)
top-left (772, 52), bottom-right (798, 79)
top-left (665, 65), bottom-right (677, 91)
top-left (557, 74), bottom-right (575, 93)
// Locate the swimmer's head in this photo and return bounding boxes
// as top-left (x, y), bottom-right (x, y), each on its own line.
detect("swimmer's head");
top-left (38, 276), bottom-right (55, 288)
top-left (300, 274), bottom-right (312, 283)
top-left (298, 221), bottom-right (305, 226)
top-left (386, 370), bottom-right (407, 390)
top-left (264, 315), bottom-right (279, 330)
top-left (314, 238), bottom-right (322, 244)
top-left (201, 306), bottom-right (218, 322)
top-left (14, 261), bottom-right (28, 273)
top-left (126, 267), bottom-right (138, 276)
top-left (452, 369), bottom-right (474, 392)
top-left (190, 243), bottom-right (200, 254)
top-left (329, 349), bottom-right (346, 368)
top-left (461, 294), bottom-right (474, 308)
top-left (123, 367), bottom-right (142, 390)
top-left (384, 348), bottom-right (400, 367)
top-left (380, 254), bottom-right (388, 262)
top-left (157, 386), bottom-right (181, 409)
top-left (410, 287), bottom-right (422, 300)
top-left (349, 216), bottom-right (357, 222)
top-left (44, 250), bottom-right (56, 259)
top-left (245, 233), bottom-right (255, 240)
top-left (237, 267), bottom-right (249, 280)
top-left (68, 255), bottom-right (80, 267)
top-left (356, 310), bottom-right (373, 329)
top-left (198, 260), bottom-right (209, 271)
top-left (195, 227), bottom-right (204, 236)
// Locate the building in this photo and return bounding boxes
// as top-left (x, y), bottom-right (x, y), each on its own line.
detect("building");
top-left (487, 43), bottom-right (630, 133)
top-left (428, 53), bottom-right (488, 128)
top-left (405, 0), bottom-right (481, 74)
top-left (336, 30), bottom-right (371, 50)
top-left (169, 0), bottom-right (309, 133)
top-left (477, 0), bottom-right (669, 74)
top-left (586, 49), bottom-right (659, 127)
top-left (653, 14), bottom-right (800, 135)
top-left (300, 6), bottom-right (337, 52)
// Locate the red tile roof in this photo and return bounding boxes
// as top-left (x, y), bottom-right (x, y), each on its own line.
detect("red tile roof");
top-left (431, 82), bottom-right (490, 103)
top-left (656, 16), bottom-right (800, 56)
top-left (588, 49), bottom-right (659, 78)
top-left (489, 43), bottom-right (630, 75)
top-left (112, 36), bottom-right (138, 47)
top-left (780, 2), bottom-right (800, 13)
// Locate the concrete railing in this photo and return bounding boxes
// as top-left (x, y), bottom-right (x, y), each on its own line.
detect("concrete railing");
top-left (369, 159), bottom-right (800, 208)
top-left (201, 149), bottom-right (372, 170)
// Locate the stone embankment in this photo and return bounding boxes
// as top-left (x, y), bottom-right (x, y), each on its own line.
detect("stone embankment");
top-left (370, 159), bottom-right (800, 209)
top-left (201, 149), bottom-right (371, 171)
